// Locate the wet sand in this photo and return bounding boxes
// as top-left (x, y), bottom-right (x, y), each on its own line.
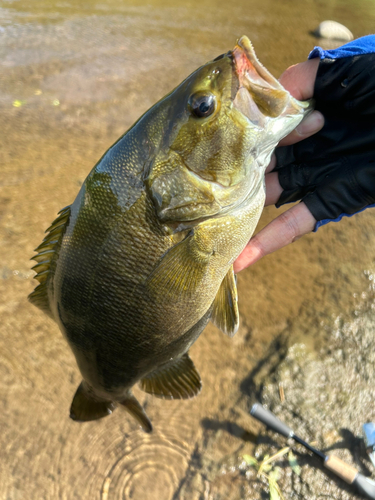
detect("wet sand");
top-left (1, 0), bottom-right (375, 498)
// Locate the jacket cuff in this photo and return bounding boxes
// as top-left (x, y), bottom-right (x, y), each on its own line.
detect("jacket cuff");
top-left (308, 34), bottom-right (375, 60)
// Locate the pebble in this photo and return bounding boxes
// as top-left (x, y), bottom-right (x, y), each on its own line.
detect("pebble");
top-left (314, 20), bottom-right (354, 41)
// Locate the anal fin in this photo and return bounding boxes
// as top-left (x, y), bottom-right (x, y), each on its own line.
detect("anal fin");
top-left (139, 352), bottom-right (202, 400)
top-left (70, 381), bottom-right (116, 421)
top-left (211, 265), bottom-right (239, 338)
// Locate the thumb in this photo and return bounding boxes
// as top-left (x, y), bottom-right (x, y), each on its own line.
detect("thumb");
top-left (279, 58), bottom-right (320, 100)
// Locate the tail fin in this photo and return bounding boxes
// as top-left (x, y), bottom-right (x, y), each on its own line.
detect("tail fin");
top-left (70, 381), bottom-right (115, 421)
top-left (120, 393), bottom-right (153, 433)
top-left (70, 382), bottom-right (153, 432)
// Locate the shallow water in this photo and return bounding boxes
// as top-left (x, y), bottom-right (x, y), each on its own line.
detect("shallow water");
top-left (1, 0), bottom-right (375, 499)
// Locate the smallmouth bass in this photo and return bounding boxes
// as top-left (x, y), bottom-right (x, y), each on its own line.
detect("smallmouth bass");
top-left (29, 36), bottom-right (311, 431)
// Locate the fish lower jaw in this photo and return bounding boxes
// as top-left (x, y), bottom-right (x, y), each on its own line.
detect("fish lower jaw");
top-left (159, 201), bottom-right (221, 223)
top-left (268, 112), bottom-right (305, 139)
top-left (217, 176), bottom-right (265, 220)
top-left (253, 148), bottom-right (275, 173)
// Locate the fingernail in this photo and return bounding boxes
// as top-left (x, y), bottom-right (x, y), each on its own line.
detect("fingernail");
top-left (295, 111), bottom-right (324, 136)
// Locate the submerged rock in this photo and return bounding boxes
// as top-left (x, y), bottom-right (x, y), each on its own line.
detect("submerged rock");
top-left (314, 20), bottom-right (353, 41)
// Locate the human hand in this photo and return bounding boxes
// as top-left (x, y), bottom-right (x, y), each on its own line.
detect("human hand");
top-left (234, 58), bottom-right (324, 273)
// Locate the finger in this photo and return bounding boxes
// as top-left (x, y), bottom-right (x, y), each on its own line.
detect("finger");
top-left (278, 110), bottom-right (324, 147)
top-left (264, 172), bottom-right (282, 206)
top-left (233, 202), bottom-right (316, 273)
top-left (277, 57), bottom-right (324, 147)
top-left (279, 58), bottom-right (320, 100)
top-left (265, 59), bottom-right (323, 173)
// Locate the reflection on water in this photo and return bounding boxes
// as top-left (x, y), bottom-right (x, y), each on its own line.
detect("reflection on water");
top-left (1, 0), bottom-right (375, 498)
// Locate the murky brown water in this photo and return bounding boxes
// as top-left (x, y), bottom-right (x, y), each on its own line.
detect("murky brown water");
top-left (2, 0), bottom-right (375, 499)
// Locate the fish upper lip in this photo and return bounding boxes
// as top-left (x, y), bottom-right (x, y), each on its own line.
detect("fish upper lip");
top-left (232, 36), bottom-right (283, 93)
top-left (231, 36), bottom-right (312, 121)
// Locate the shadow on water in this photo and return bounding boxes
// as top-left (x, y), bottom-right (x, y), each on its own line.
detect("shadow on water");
top-left (239, 333), bottom-right (289, 403)
top-left (201, 418), bottom-right (257, 443)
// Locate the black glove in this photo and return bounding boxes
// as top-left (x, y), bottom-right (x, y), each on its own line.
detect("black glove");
top-left (275, 52), bottom-right (375, 226)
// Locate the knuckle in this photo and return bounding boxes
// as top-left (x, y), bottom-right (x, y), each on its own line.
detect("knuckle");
top-left (278, 211), bottom-right (300, 243)
top-left (250, 235), bottom-right (266, 259)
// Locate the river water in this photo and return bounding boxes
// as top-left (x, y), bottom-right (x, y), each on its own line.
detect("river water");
top-left (1, 0), bottom-right (375, 499)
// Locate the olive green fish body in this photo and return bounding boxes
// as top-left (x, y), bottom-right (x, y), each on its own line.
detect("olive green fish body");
top-left (29, 36), bottom-right (312, 430)
top-left (53, 146), bottom-right (261, 398)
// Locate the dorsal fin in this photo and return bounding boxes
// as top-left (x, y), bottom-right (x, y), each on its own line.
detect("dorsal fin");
top-left (139, 352), bottom-right (202, 400)
top-left (28, 206), bottom-right (71, 317)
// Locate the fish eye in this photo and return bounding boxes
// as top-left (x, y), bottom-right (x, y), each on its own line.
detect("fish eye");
top-left (188, 93), bottom-right (216, 118)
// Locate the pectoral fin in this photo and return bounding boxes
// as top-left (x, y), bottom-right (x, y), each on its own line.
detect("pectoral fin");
top-left (70, 381), bottom-right (116, 421)
top-left (146, 233), bottom-right (211, 297)
top-left (139, 352), bottom-right (202, 399)
top-left (211, 266), bottom-right (239, 337)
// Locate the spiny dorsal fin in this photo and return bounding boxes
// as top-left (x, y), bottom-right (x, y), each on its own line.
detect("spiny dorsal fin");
top-left (28, 206), bottom-right (71, 317)
top-left (139, 352), bottom-right (202, 400)
top-left (70, 381), bottom-right (116, 421)
top-left (211, 266), bottom-right (239, 338)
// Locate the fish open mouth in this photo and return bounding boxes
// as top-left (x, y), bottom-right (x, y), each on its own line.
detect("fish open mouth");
top-left (232, 36), bottom-right (310, 125)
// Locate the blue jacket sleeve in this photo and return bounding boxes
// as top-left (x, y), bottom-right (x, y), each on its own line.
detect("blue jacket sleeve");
top-left (274, 35), bottom-right (375, 231)
top-left (309, 34), bottom-right (375, 60)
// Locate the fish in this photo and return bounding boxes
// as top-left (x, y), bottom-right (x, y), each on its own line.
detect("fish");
top-left (28, 36), bottom-right (311, 432)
